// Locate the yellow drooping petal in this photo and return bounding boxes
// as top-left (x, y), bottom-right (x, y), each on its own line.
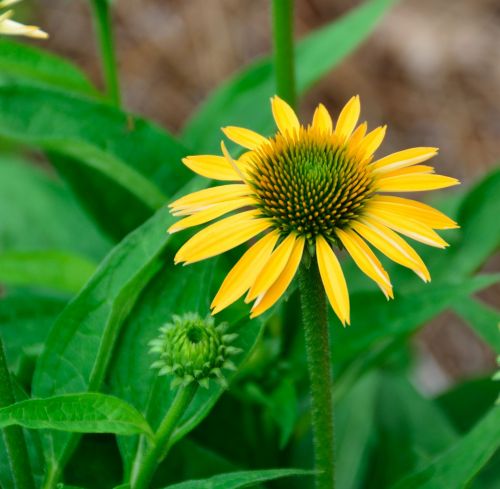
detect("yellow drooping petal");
top-left (377, 171), bottom-right (460, 193)
top-left (312, 103), bottom-right (333, 133)
top-left (354, 125), bottom-right (387, 161)
top-left (352, 218), bottom-right (430, 282)
top-left (169, 184), bottom-right (251, 214)
top-left (211, 231), bottom-right (280, 314)
top-left (168, 196), bottom-right (256, 233)
top-left (182, 155), bottom-right (249, 181)
top-left (0, 0), bottom-right (22, 7)
top-left (316, 235), bottom-right (350, 325)
top-left (246, 233), bottom-right (297, 302)
top-left (250, 236), bottom-right (305, 318)
top-left (174, 210), bottom-right (270, 264)
top-left (336, 228), bottom-right (392, 299)
top-left (335, 95), bottom-right (360, 142)
top-left (271, 96), bottom-right (300, 136)
top-left (365, 208), bottom-right (448, 248)
top-left (371, 147), bottom-right (438, 174)
top-left (222, 126), bottom-right (268, 150)
top-left (369, 195), bottom-right (458, 229)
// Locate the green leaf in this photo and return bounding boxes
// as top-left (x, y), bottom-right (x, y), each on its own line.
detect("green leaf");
top-left (183, 0), bottom-right (398, 152)
top-left (333, 274), bottom-right (500, 365)
top-left (391, 408), bottom-right (500, 489)
top-left (109, 257), bottom-right (265, 474)
top-left (0, 250), bottom-right (96, 294)
top-left (452, 297), bottom-right (500, 353)
top-left (0, 291), bottom-right (66, 372)
top-left (163, 468), bottom-right (314, 489)
top-left (31, 203), bottom-right (178, 482)
top-left (0, 393), bottom-right (153, 437)
top-left (367, 373), bottom-right (458, 488)
top-left (0, 156), bottom-right (110, 259)
top-left (0, 83), bottom-right (191, 239)
top-left (0, 39), bottom-right (98, 97)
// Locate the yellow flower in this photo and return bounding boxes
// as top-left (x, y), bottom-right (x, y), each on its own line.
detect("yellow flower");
top-left (0, 0), bottom-right (48, 39)
top-left (169, 96), bottom-right (459, 325)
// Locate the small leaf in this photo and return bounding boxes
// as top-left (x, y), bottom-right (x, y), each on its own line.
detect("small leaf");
top-left (0, 250), bottom-right (96, 294)
top-left (0, 394), bottom-right (153, 438)
top-left (391, 408), bottom-right (500, 489)
top-left (162, 468), bottom-right (314, 489)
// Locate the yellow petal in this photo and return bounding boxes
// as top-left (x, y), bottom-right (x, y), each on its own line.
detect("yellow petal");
top-left (352, 218), bottom-right (430, 282)
top-left (316, 235), bottom-right (350, 325)
top-left (246, 233), bottom-right (297, 302)
top-left (174, 210), bottom-right (270, 264)
top-left (354, 125), bottom-right (387, 161)
top-left (222, 126), bottom-right (268, 150)
top-left (211, 231), bottom-right (280, 314)
top-left (250, 236), bottom-right (305, 318)
top-left (348, 122), bottom-right (367, 148)
top-left (335, 95), bottom-right (360, 142)
top-left (0, 0), bottom-right (21, 8)
top-left (271, 96), bottom-right (300, 136)
top-left (369, 195), bottom-right (458, 229)
top-left (168, 197), bottom-right (256, 233)
top-left (0, 18), bottom-right (48, 38)
top-left (312, 103), bottom-right (333, 133)
top-left (182, 155), bottom-right (245, 181)
top-left (376, 172), bottom-right (460, 193)
top-left (371, 147), bottom-right (438, 174)
top-left (365, 208), bottom-right (449, 248)
top-left (169, 184), bottom-right (251, 214)
top-left (336, 228), bottom-right (392, 299)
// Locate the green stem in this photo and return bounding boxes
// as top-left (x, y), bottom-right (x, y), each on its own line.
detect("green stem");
top-left (298, 261), bottom-right (335, 489)
top-left (0, 337), bottom-right (35, 489)
top-left (271, 0), bottom-right (296, 109)
top-left (131, 383), bottom-right (198, 489)
top-left (90, 0), bottom-right (121, 106)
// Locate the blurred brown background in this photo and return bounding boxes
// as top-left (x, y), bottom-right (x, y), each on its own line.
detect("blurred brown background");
top-left (34, 0), bottom-right (500, 389)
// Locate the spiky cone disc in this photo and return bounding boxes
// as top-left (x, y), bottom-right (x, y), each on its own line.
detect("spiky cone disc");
top-left (149, 313), bottom-right (242, 389)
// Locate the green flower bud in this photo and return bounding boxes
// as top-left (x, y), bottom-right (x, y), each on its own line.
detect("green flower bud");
top-left (149, 313), bottom-right (242, 389)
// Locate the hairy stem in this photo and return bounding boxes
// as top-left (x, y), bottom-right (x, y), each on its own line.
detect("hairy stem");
top-left (298, 261), bottom-right (335, 489)
top-left (0, 337), bottom-right (35, 489)
top-left (131, 383), bottom-right (198, 489)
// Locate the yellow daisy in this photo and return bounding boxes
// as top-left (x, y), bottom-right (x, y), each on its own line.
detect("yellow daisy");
top-left (169, 96), bottom-right (459, 325)
top-left (0, 0), bottom-right (48, 39)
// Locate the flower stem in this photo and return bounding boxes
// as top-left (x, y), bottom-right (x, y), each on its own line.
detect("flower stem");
top-left (131, 383), bottom-right (198, 489)
top-left (90, 0), bottom-right (121, 106)
top-left (0, 337), bottom-right (35, 489)
top-left (271, 0), bottom-right (296, 109)
top-left (298, 261), bottom-right (335, 489)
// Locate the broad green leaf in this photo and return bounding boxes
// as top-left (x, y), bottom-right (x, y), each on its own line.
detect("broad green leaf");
top-left (0, 156), bottom-right (110, 259)
top-left (438, 168), bottom-right (500, 278)
top-left (0, 83), bottom-right (191, 239)
top-left (333, 274), bottom-right (500, 365)
top-left (0, 393), bottom-right (153, 437)
top-left (109, 256), bottom-right (265, 474)
top-left (436, 377), bottom-right (499, 433)
top-left (183, 0), bottom-right (398, 152)
top-left (391, 408), bottom-right (500, 489)
top-left (452, 297), bottom-right (500, 353)
top-left (32, 204), bottom-right (178, 483)
top-left (366, 373), bottom-right (457, 488)
top-left (0, 39), bottom-right (98, 97)
top-left (0, 250), bottom-right (96, 294)
top-left (0, 291), bottom-right (66, 371)
top-left (163, 468), bottom-right (314, 489)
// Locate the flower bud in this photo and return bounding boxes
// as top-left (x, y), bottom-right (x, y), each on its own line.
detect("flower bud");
top-left (149, 313), bottom-right (242, 389)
